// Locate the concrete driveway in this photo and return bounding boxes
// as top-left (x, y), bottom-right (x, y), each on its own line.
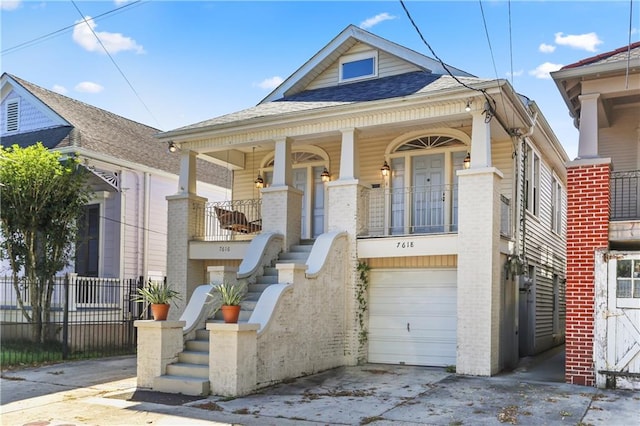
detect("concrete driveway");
top-left (1, 352), bottom-right (638, 425)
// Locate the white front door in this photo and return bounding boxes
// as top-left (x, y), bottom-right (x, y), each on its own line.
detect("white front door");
top-left (368, 268), bottom-right (457, 366)
top-left (412, 154), bottom-right (444, 233)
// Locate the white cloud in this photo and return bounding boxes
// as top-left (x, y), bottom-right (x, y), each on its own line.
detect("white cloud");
top-left (506, 70), bottom-right (524, 78)
top-left (73, 16), bottom-right (144, 54)
top-left (75, 81), bottom-right (104, 93)
top-left (114, 0), bottom-right (130, 4)
top-left (554, 32), bottom-right (603, 52)
top-left (0, 0), bottom-right (21, 11)
top-left (529, 62), bottom-right (563, 79)
top-left (255, 76), bottom-right (284, 90)
top-left (539, 43), bottom-right (556, 53)
top-left (52, 84), bottom-right (68, 95)
top-left (360, 12), bottom-right (396, 29)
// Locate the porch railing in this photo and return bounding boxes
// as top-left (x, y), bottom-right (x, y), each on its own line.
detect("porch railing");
top-left (194, 199), bottom-right (262, 241)
top-left (360, 184), bottom-right (458, 237)
top-left (611, 171), bottom-right (640, 221)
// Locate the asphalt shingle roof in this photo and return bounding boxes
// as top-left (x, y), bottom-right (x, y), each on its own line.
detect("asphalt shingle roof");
top-left (4, 74), bottom-right (230, 187)
top-left (561, 42), bottom-right (640, 69)
top-left (172, 72), bottom-right (486, 132)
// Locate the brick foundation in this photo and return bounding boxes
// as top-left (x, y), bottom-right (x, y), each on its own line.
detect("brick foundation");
top-left (565, 161), bottom-right (610, 386)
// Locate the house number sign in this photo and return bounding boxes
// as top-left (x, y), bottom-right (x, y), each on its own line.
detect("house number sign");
top-left (395, 241), bottom-right (415, 249)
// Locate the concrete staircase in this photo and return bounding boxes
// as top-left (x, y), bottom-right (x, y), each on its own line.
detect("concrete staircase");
top-left (151, 241), bottom-right (313, 396)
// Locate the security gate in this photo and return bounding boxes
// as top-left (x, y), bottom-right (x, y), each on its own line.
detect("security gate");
top-left (595, 252), bottom-right (640, 389)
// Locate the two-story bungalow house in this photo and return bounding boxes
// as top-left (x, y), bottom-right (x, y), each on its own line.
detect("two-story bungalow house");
top-left (0, 73), bottom-right (230, 283)
top-left (552, 42), bottom-right (640, 389)
top-left (139, 25), bottom-right (568, 396)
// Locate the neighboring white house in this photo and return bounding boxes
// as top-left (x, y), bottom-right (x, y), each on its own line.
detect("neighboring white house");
top-left (0, 73), bottom-right (230, 280)
top-left (552, 42), bottom-right (640, 389)
top-left (138, 25), bottom-right (569, 397)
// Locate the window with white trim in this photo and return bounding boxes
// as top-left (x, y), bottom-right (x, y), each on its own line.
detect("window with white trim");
top-left (615, 259), bottom-right (640, 300)
top-left (339, 51), bottom-right (378, 82)
top-left (551, 176), bottom-right (562, 233)
top-left (5, 99), bottom-right (19, 132)
top-left (525, 144), bottom-right (540, 216)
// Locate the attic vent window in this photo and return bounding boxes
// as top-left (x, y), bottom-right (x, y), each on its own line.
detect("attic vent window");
top-left (339, 51), bottom-right (378, 82)
top-left (6, 100), bottom-right (19, 132)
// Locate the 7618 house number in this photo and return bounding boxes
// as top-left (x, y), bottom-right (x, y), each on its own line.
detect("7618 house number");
top-left (396, 241), bottom-right (415, 249)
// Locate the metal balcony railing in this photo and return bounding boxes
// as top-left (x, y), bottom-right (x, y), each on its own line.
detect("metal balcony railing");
top-left (194, 199), bottom-right (262, 241)
top-left (611, 171), bottom-right (640, 221)
top-left (359, 184), bottom-right (458, 237)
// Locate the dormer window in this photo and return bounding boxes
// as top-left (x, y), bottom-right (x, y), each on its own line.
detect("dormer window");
top-left (6, 99), bottom-right (19, 132)
top-left (339, 50), bottom-right (378, 82)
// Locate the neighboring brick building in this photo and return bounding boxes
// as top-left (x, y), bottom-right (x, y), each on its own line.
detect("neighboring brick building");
top-left (552, 42), bottom-right (640, 389)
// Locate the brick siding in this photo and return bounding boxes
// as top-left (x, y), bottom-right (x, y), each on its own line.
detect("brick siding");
top-left (565, 163), bottom-right (610, 386)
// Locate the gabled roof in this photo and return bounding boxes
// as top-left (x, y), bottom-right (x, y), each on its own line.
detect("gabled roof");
top-left (1, 73), bottom-right (229, 187)
top-left (561, 41), bottom-right (640, 70)
top-left (551, 42), bottom-right (640, 123)
top-left (261, 24), bottom-right (475, 103)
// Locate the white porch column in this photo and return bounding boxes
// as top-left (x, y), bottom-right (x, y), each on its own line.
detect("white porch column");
top-left (456, 167), bottom-right (503, 376)
top-left (178, 149), bottom-right (197, 195)
top-left (272, 137), bottom-right (292, 187)
top-left (339, 128), bottom-right (359, 180)
top-left (167, 149), bottom-right (205, 320)
top-left (470, 110), bottom-right (491, 168)
top-left (577, 93), bottom-right (600, 159)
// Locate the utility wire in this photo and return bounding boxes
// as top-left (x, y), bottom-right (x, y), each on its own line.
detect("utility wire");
top-left (2, 1), bottom-right (144, 55)
top-left (398, 0), bottom-right (496, 121)
top-left (477, 0), bottom-right (508, 125)
top-left (70, 0), bottom-right (161, 129)
top-left (625, 0), bottom-right (634, 89)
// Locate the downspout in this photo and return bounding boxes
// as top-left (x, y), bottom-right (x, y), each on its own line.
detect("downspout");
top-left (519, 111), bottom-right (538, 267)
top-left (143, 172), bottom-right (150, 279)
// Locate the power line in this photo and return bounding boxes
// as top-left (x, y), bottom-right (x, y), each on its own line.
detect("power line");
top-left (70, 0), bottom-right (161, 129)
top-left (398, 0), bottom-right (496, 122)
top-left (1, 1), bottom-right (145, 55)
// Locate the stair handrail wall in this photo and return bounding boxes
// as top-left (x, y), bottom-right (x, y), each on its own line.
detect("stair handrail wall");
top-left (305, 231), bottom-right (348, 278)
top-left (179, 284), bottom-right (221, 338)
top-left (253, 231), bottom-right (350, 388)
top-left (237, 232), bottom-right (283, 281)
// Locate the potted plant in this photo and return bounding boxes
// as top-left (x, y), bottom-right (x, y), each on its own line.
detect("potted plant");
top-left (215, 282), bottom-right (243, 323)
top-left (132, 280), bottom-right (181, 320)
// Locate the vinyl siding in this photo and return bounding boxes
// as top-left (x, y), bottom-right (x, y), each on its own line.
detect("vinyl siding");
top-left (599, 108), bottom-right (640, 171)
top-left (521, 141), bottom-right (567, 354)
top-left (306, 43), bottom-right (422, 91)
top-left (365, 255), bottom-right (457, 268)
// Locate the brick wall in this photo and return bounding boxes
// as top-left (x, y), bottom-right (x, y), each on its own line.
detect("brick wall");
top-left (565, 162), bottom-right (610, 386)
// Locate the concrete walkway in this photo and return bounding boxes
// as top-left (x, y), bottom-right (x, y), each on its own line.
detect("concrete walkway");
top-left (1, 350), bottom-right (638, 426)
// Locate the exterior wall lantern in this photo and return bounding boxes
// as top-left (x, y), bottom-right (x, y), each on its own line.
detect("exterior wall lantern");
top-left (463, 152), bottom-right (471, 169)
top-left (380, 161), bottom-right (391, 177)
top-left (321, 167), bottom-right (331, 182)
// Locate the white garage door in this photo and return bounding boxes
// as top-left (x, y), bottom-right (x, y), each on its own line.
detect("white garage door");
top-left (368, 268), bottom-right (457, 367)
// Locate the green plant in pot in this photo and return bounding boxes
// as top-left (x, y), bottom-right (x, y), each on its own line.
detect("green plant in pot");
top-left (132, 281), bottom-right (181, 320)
top-left (215, 282), bottom-right (243, 323)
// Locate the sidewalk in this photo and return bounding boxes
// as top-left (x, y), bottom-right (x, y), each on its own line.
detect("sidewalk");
top-left (1, 353), bottom-right (638, 425)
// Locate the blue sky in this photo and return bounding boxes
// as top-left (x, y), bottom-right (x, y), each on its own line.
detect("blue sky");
top-left (1, 1), bottom-right (638, 159)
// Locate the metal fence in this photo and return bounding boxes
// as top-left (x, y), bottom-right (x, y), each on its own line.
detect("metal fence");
top-left (0, 274), bottom-right (151, 367)
top-left (611, 171), bottom-right (640, 221)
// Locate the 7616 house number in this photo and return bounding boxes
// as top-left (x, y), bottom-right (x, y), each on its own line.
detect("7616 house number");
top-left (396, 241), bottom-right (415, 249)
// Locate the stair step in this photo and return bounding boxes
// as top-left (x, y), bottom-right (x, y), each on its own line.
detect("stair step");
top-left (256, 275), bottom-right (278, 285)
top-left (263, 267), bottom-right (278, 276)
top-left (195, 329), bottom-right (209, 341)
top-left (166, 362), bottom-right (209, 379)
top-left (290, 244), bottom-right (313, 253)
top-left (185, 339), bottom-right (209, 352)
top-left (178, 350), bottom-right (209, 365)
top-left (244, 291), bottom-right (262, 301)
top-left (278, 252), bottom-right (309, 261)
top-left (153, 375), bottom-right (209, 396)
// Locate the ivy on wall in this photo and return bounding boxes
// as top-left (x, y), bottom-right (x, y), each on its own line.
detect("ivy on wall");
top-left (356, 261), bottom-right (370, 363)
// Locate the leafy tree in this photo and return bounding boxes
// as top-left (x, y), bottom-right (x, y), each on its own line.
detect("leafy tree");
top-left (0, 143), bottom-right (91, 343)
